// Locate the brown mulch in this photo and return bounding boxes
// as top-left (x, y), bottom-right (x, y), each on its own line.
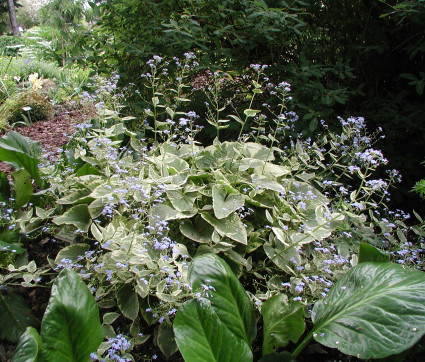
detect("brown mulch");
top-left (0, 103), bottom-right (96, 176)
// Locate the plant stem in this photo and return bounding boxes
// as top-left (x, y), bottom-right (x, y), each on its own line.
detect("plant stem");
top-left (292, 329), bottom-right (314, 358)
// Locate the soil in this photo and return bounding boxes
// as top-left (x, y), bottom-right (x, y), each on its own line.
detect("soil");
top-left (0, 102), bottom-right (96, 176)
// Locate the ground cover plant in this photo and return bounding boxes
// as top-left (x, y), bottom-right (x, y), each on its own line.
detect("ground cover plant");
top-left (0, 54), bottom-right (425, 361)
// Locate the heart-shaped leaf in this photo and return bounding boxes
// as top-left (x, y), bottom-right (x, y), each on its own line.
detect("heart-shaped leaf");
top-left (116, 284), bottom-right (139, 321)
top-left (11, 327), bottom-right (42, 362)
top-left (39, 269), bottom-right (103, 361)
top-left (180, 217), bottom-right (214, 243)
top-left (262, 294), bottom-right (305, 355)
top-left (155, 322), bottom-right (178, 358)
top-left (53, 204), bottom-right (91, 232)
top-left (311, 262), bottom-right (425, 359)
top-left (174, 299), bottom-right (253, 362)
top-left (201, 212), bottom-right (247, 245)
top-left (212, 184), bottom-right (244, 219)
top-left (189, 253), bottom-right (256, 344)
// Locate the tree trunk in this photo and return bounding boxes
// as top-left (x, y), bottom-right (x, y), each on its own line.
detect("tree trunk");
top-left (7, 0), bottom-right (21, 37)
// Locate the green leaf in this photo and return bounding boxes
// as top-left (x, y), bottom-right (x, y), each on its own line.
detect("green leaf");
top-left (56, 189), bottom-right (93, 205)
top-left (116, 284), bottom-right (139, 321)
top-left (39, 269), bottom-right (103, 361)
top-left (0, 171), bottom-right (11, 202)
top-left (151, 203), bottom-right (196, 221)
top-left (212, 184), bottom-right (245, 219)
top-left (262, 294), bottom-right (305, 355)
top-left (0, 293), bottom-right (38, 342)
top-left (0, 131), bottom-right (44, 188)
top-left (358, 243), bottom-right (390, 263)
top-left (155, 323), bottom-right (178, 358)
top-left (244, 109), bottom-right (260, 117)
top-left (189, 253), bottom-right (256, 344)
top-left (54, 243), bottom-right (90, 265)
top-left (75, 164), bottom-right (102, 177)
top-left (311, 262), bottom-right (425, 359)
top-left (103, 312), bottom-right (120, 325)
top-left (174, 299), bottom-right (253, 362)
top-left (201, 212), bottom-right (247, 245)
top-left (179, 217), bottom-right (214, 243)
top-left (12, 169), bottom-right (33, 209)
top-left (11, 327), bottom-right (42, 362)
top-left (167, 190), bottom-right (197, 212)
top-left (53, 204), bottom-right (91, 232)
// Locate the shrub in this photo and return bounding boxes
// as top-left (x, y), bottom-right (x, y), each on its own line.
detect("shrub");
top-left (0, 89), bottom-right (52, 128)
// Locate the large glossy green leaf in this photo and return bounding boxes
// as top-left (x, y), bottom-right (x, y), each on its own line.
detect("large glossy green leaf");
top-left (189, 253), bottom-right (256, 344)
top-left (358, 242), bottom-right (390, 263)
top-left (53, 204), bottom-right (91, 232)
top-left (39, 269), bottom-right (103, 362)
top-left (311, 262), bottom-right (425, 359)
top-left (0, 293), bottom-right (38, 342)
top-left (201, 212), bottom-right (247, 245)
top-left (12, 326), bottom-right (42, 362)
top-left (212, 184), bottom-right (244, 219)
top-left (262, 294), bottom-right (305, 355)
top-left (0, 131), bottom-right (44, 188)
top-left (174, 299), bottom-right (253, 362)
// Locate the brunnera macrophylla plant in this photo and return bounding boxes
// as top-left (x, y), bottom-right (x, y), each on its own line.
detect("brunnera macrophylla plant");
top-left (1, 56), bottom-right (422, 360)
top-left (32, 61), bottom-right (414, 335)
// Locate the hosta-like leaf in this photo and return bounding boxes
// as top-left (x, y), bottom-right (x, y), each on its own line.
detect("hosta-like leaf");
top-left (0, 293), bottom-right (38, 342)
top-left (174, 299), bottom-right (253, 362)
top-left (311, 262), bottom-right (425, 359)
top-left (53, 204), bottom-right (91, 232)
top-left (201, 212), bottom-right (247, 245)
top-left (358, 243), bottom-right (390, 263)
top-left (262, 294), bottom-right (305, 355)
top-left (212, 184), bottom-right (245, 219)
top-left (189, 253), bottom-right (256, 344)
top-left (11, 327), bottom-right (42, 362)
top-left (39, 269), bottom-right (103, 361)
top-left (0, 131), bottom-right (44, 188)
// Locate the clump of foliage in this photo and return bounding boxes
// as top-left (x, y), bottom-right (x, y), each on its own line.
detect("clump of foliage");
top-left (74, 0), bottom-right (425, 213)
top-left (1, 55), bottom-right (424, 361)
top-left (0, 73), bottom-right (52, 128)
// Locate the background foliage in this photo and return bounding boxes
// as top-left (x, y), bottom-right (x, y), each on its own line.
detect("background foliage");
top-left (74, 0), bottom-right (425, 213)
